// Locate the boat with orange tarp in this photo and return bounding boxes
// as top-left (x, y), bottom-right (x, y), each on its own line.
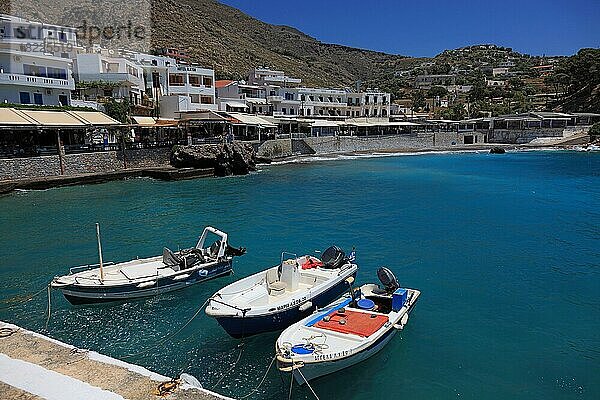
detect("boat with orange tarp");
top-left (276, 267), bottom-right (420, 384)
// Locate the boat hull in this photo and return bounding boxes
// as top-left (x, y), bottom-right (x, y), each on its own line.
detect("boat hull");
top-left (59, 261), bottom-right (233, 305)
top-left (214, 274), bottom-right (355, 338)
top-left (285, 294), bottom-right (420, 384)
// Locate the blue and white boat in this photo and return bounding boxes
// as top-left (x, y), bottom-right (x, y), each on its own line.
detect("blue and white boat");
top-left (51, 226), bottom-right (245, 305)
top-left (275, 267), bottom-right (420, 384)
top-left (205, 246), bottom-right (358, 338)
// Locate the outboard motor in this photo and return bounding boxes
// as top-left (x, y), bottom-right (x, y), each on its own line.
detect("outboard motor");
top-left (321, 245), bottom-right (346, 269)
top-left (377, 266), bottom-right (400, 293)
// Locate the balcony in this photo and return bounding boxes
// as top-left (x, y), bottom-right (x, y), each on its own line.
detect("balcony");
top-left (0, 73), bottom-right (75, 90)
top-left (98, 72), bottom-right (143, 87)
top-left (267, 95), bottom-right (283, 102)
top-left (168, 83), bottom-right (214, 95)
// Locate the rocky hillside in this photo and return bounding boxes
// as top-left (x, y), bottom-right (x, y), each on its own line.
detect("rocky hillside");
top-left (0, 0), bottom-right (419, 87)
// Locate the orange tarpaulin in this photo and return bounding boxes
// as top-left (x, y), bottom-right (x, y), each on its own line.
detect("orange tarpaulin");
top-left (315, 309), bottom-right (389, 337)
top-left (302, 257), bottom-right (323, 270)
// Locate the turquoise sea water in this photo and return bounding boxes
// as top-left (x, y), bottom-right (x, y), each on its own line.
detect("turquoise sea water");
top-left (0, 150), bottom-right (599, 399)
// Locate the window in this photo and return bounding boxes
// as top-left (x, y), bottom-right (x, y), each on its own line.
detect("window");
top-left (59, 94), bottom-right (68, 106)
top-left (300, 94), bottom-right (306, 101)
top-left (33, 93), bottom-right (43, 105)
top-left (169, 74), bottom-right (185, 86)
top-left (203, 77), bottom-right (213, 87)
top-left (47, 67), bottom-right (67, 80)
top-left (23, 64), bottom-right (46, 77)
top-left (282, 108), bottom-right (287, 115)
top-left (190, 94), bottom-right (200, 103)
top-left (189, 75), bottom-right (201, 87)
top-left (284, 92), bottom-right (294, 101)
top-left (58, 31), bottom-right (67, 42)
top-left (19, 92), bottom-right (31, 104)
top-left (290, 108), bottom-right (295, 115)
top-left (103, 89), bottom-right (113, 97)
top-left (200, 96), bottom-right (213, 104)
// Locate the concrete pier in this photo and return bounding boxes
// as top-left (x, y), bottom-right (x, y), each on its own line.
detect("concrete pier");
top-left (0, 321), bottom-right (231, 400)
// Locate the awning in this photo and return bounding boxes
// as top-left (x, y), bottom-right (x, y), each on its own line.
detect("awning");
top-left (227, 112), bottom-right (277, 128)
top-left (311, 120), bottom-right (340, 128)
top-left (0, 108), bottom-right (122, 128)
top-left (132, 116), bottom-right (158, 126)
top-left (69, 111), bottom-right (121, 125)
top-left (0, 108), bottom-right (37, 126)
top-left (246, 98), bottom-right (268, 105)
top-left (223, 101), bottom-right (248, 109)
top-left (18, 110), bottom-right (86, 126)
top-left (388, 121), bottom-right (420, 127)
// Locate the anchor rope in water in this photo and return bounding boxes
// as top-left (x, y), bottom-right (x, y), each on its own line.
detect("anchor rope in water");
top-left (211, 309), bottom-right (248, 389)
top-left (122, 296), bottom-right (212, 360)
top-left (236, 355), bottom-right (277, 400)
top-left (296, 367), bottom-right (320, 400)
top-left (0, 285), bottom-right (49, 311)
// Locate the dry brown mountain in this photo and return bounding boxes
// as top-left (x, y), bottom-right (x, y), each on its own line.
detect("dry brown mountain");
top-left (0, 0), bottom-right (419, 88)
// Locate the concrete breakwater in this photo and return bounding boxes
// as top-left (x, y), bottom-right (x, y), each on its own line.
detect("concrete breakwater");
top-left (0, 321), bottom-right (230, 400)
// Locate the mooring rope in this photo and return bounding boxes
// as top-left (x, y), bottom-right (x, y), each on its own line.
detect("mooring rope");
top-left (45, 285), bottom-right (52, 331)
top-left (211, 342), bottom-right (245, 389)
top-left (237, 355), bottom-right (277, 400)
top-left (0, 285), bottom-right (49, 311)
top-left (122, 296), bottom-right (212, 360)
top-left (211, 310), bottom-right (248, 389)
top-left (297, 367), bottom-right (320, 400)
top-left (0, 327), bottom-right (19, 338)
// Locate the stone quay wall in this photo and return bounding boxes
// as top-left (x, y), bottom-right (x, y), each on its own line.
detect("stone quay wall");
top-left (302, 134), bottom-right (435, 154)
top-left (0, 148), bottom-right (171, 180)
top-left (254, 139), bottom-right (293, 158)
top-left (488, 126), bottom-right (592, 144)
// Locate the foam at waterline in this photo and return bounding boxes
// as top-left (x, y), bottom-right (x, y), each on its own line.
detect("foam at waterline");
top-left (267, 148), bottom-right (492, 165)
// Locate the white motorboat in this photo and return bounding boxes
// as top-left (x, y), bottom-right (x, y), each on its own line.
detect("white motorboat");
top-left (275, 267), bottom-right (420, 384)
top-left (51, 226), bottom-right (245, 304)
top-left (205, 246), bottom-right (358, 338)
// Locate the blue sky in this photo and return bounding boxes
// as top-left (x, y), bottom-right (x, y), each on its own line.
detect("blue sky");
top-left (219, 0), bottom-right (599, 57)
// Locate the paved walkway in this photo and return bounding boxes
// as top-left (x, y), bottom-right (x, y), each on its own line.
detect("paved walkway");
top-left (0, 321), bottom-right (231, 400)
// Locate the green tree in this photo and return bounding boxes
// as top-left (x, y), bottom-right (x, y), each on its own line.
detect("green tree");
top-left (590, 122), bottom-right (600, 138)
top-left (411, 91), bottom-right (426, 111)
top-left (427, 86), bottom-right (448, 99)
top-left (104, 98), bottom-right (130, 123)
top-left (441, 103), bottom-right (466, 120)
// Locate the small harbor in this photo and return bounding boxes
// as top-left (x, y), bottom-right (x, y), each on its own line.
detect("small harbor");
top-left (0, 150), bottom-right (598, 399)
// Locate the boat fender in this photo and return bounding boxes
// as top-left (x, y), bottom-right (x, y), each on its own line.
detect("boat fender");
top-left (137, 281), bottom-right (155, 288)
top-left (299, 301), bottom-right (313, 312)
top-left (198, 269), bottom-right (209, 277)
top-left (393, 314), bottom-right (410, 330)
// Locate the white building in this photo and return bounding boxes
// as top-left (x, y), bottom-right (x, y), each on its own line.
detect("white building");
top-left (0, 15), bottom-right (76, 106)
top-left (215, 80), bottom-right (268, 114)
top-left (247, 67), bottom-right (302, 87)
top-left (73, 49), bottom-right (145, 107)
top-left (159, 65), bottom-right (216, 118)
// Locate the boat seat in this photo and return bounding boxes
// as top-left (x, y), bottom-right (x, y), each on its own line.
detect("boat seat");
top-left (162, 247), bottom-right (181, 271)
top-left (269, 281), bottom-right (287, 296)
